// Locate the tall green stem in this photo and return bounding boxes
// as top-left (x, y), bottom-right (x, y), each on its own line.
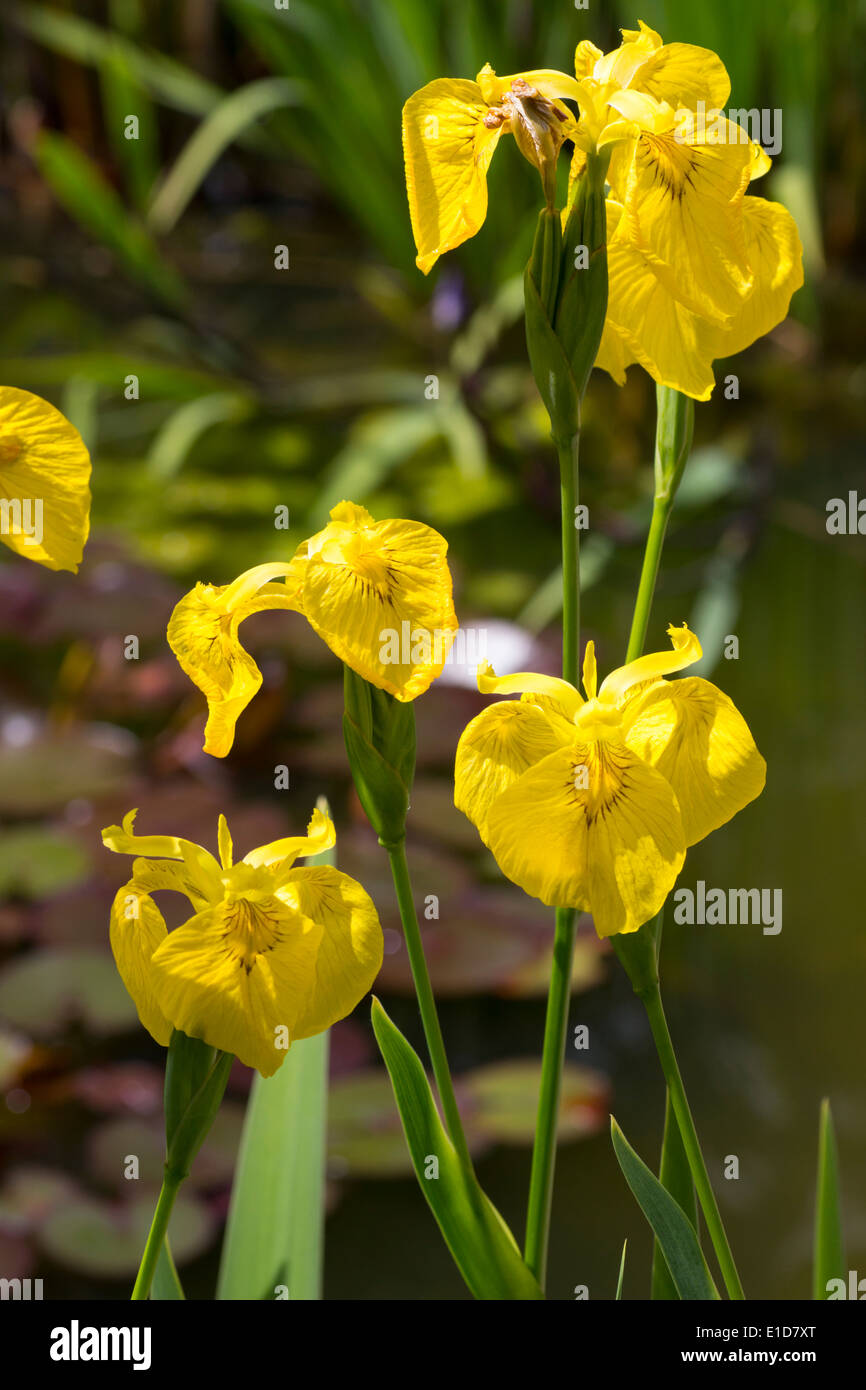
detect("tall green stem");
top-left (131, 1172), bottom-right (183, 1301)
top-left (558, 433), bottom-right (580, 683)
top-left (524, 431), bottom-right (581, 1286)
top-left (641, 986), bottom-right (745, 1301)
top-left (386, 839), bottom-right (474, 1171)
top-left (625, 497), bottom-right (672, 664)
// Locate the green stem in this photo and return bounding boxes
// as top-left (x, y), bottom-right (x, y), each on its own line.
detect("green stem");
top-left (625, 496), bottom-right (672, 663)
top-left (557, 433), bottom-right (581, 684)
top-left (131, 1171), bottom-right (183, 1301)
top-left (524, 905), bottom-right (577, 1283)
top-left (524, 431), bottom-right (581, 1287)
top-left (641, 985), bottom-right (745, 1300)
top-left (386, 839), bottom-right (474, 1171)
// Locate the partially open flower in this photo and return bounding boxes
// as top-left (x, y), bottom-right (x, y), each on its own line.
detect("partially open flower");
top-left (102, 806), bottom-right (383, 1075)
top-left (403, 64), bottom-right (582, 272)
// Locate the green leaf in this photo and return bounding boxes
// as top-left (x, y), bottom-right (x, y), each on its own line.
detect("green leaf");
top-left (813, 1097), bottom-right (846, 1299)
top-left (615, 1238), bottom-right (627, 1300)
top-left (217, 800), bottom-right (332, 1301)
top-left (651, 1089), bottom-right (699, 1300)
top-left (35, 132), bottom-right (186, 308)
top-left (371, 998), bottom-right (543, 1301)
top-left (611, 1117), bottom-right (718, 1302)
top-left (152, 1240), bottom-right (185, 1301)
top-left (217, 1032), bottom-right (329, 1300)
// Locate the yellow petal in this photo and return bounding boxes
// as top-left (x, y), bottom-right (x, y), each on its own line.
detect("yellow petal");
top-left (476, 659), bottom-right (582, 716)
top-left (600, 623), bottom-right (702, 703)
top-left (602, 231), bottom-right (717, 400)
top-left (301, 503), bottom-right (458, 700)
top-left (702, 198), bottom-right (804, 360)
top-left (616, 118), bottom-right (753, 323)
top-left (167, 562), bottom-right (300, 757)
top-left (278, 866), bottom-right (383, 1041)
top-left (454, 699), bottom-right (574, 841)
top-left (574, 39), bottom-right (604, 81)
top-left (109, 882), bottom-right (173, 1046)
top-left (402, 78), bottom-right (503, 274)
top-left (630, 42), bottom-right (731, 111)
top-left (148, 868), bottom-right (382, 1075)
top-left (243, 805), bottom-right (336, 871)
top-left (621, 675), bottom-right (766, 846)
top-left (0, 386), bottom-right (91, 572)
top-left (594, 22), bottom-right (662, 88)
top-left (147, 897), bottom-right (321, 1076)
top-left (484, 741), bottom-right (685, 935)
top-left (102, 809), bottom-right (223, 903)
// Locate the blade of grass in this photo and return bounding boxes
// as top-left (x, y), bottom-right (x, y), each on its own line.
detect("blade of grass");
top-left (147, 77), bottom-right (301, 235)
top-left (813, 1097), bottom-right (846, 1299)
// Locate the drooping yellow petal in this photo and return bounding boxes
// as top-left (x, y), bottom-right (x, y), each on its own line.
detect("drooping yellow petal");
top-left (167, 562), bottom-right (300, 757)
top-left (454, 699), bottom-right (574, 841)
top-left (600, 623), bottom-right (703, 704)
top-left (299, 503), bottom-right (458, 701)
top-left (0, 386), bottom-right (91, 572)
top-left (243, 805), bottom-right (336, 872)
top-left (615, 117), bottom-right (754, 323)
top-left (621, 675), bottom-right (766, 846)
top-left (278, 866), bottom-right (383, 1041)
top-left (109, 882), bottom-right (173, 1046)
top-left (702, 198), bottom-right (804, 360)
top-left (484, 740), bottom-right (685, 935)
top-left (601, 229), bottom-right (717, 400)
top-left (402, 78), bottom-right (504, 274)
top-left (147, 895), bottom-right (322, 1076)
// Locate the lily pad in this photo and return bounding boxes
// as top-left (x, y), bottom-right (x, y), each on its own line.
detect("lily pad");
top-left (0, 949), bottom-right (136, 1036)
top-left (0, 827), bottom-right (89, 898)
top-left (39, 1193), bottom-right (213, 1277)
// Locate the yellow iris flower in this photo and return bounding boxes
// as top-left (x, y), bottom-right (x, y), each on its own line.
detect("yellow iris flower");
top-left (403, 63), bottom-right (583, 272)
top-left (102, 805), bottom-right (383, 1076)
top-left (454, 623), bottom-right (765, 938)
top-left (0, 386), bottom-right (91, 572)
top-left (580, 23), bottom-right (805, 400)
top-left (168, 500), bottom-right (458, 757)
top-left (402, 21), bottom-right (803, 400)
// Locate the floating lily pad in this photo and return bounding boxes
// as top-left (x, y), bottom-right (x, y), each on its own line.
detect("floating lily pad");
top-left (0, 1166), bottom-right (78, 1232)
top-left (0, 827), bottom-right (89, 898)
top-left (460, 1060), bottom-right (608, 1145)
top-left (88, 1104), bottom-right (245, 1192)
top-left (38, 1193), bottom-right (213, 1277)
top-left (327, 1057), bottom-right (608, 1180)
top-left (0, 949), bottom-right (136, 1036)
